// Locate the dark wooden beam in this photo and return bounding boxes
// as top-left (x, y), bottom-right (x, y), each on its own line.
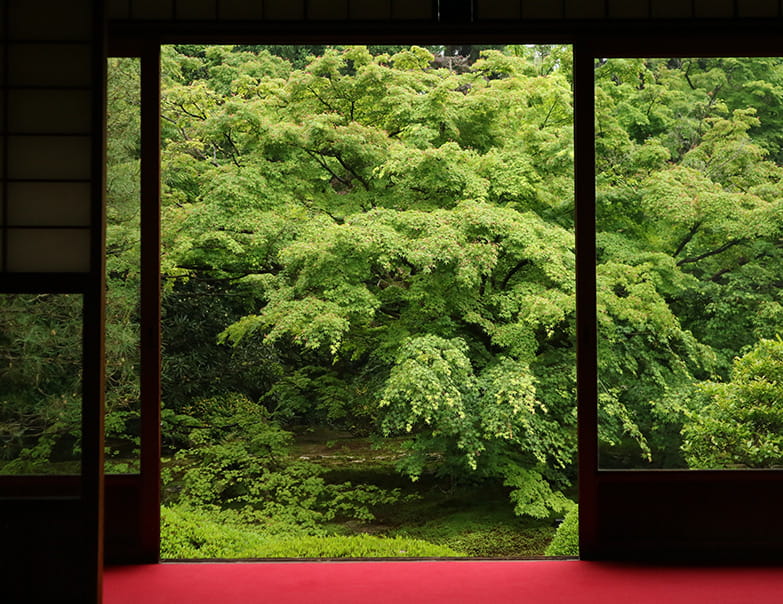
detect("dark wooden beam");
top-left (574, 39), bottom-right (599, 560)
top-left (138, 41), bottom-right (162, 564)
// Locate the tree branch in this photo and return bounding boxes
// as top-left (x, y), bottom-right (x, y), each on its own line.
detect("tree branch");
top-left (501, 259), bottom-right (531, 289)
top-left (683, 60), bottom-right (696, 91)
top-left (172, 101), bottom-right (208, 121)
top-left (306, 85), bottom-right (337, 113)
top-left (540, 99), bottom-right (558, 130)
top-left (224, 131), bottom-right (243, 168)
top-left (676, 239), bottom-right (743, 267)
top-left (303, 149), bottom-right (351, 187)
top-left (673, 221), bottom-right (702, 257)
top-left (333, 151), bottom-right (370, 190)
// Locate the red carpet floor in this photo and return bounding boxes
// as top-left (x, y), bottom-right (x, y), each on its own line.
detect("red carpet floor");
top-left (104, 560), bottom-right (783, 603)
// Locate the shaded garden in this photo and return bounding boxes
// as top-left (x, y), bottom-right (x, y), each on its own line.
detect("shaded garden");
top-left (3, 46), bottom-right (783, 558)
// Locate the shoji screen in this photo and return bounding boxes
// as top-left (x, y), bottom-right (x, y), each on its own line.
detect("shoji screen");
top-left (0, 1), bottom-right (105, 602)
top-left (2, 2), bottom-right (97, 273)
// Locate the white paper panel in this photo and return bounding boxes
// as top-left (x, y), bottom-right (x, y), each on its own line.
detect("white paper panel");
top-left (8, 0), bottom-right (92, 40)
top-left (131, 0), bottom-right (174, 20)
top-left (694, 0), bottom-right (734, 17)
top-left (350, 0), bottom-right (392, 19)
top-left (565, 0), bottom-right (605, 18)
top-left (6, 228), bottom-right (91, 272)
top-left (7, 182), bottom-right (91, 227)
top-left (263, 0), bottom-right (305, 19)
top-left (177, 0), bottom-right (218, 19)
top-left (480, 0), bottom-right (521, 19)
top-left (308, 0), bottom-right (349, 20)
top-left (8, 43), bottom-right (92, 87)
top-left (522, 0), bottom-right (564, 18)
top-left (108, 0), bottom-right (132, 20)
top-left (7, 136), bottom-right (92, 180)
top-left (8, 90), bottom-right (92, 134)
top-left (219, 0), bottom-right (265, 19)
top-left (608, 0), bottom-right (648, 18)
top-left (392, 0), bottom-right (435, 19)
top-left (651, 0), bottom-right (693, 17)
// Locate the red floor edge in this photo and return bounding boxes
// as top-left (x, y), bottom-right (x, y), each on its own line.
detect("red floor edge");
top-left (104, 560), bottom-right (783, 603)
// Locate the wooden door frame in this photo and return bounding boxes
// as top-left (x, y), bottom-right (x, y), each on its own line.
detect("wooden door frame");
top-left (579, 32), bottom-right (783, 562)
top-left (103, 39), bottom-right (162, 564)
top-left (104, 23), bottom-right (783, 564)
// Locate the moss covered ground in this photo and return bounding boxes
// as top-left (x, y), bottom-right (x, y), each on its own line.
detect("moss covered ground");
top-left (160, 429), bottom-right (563, 559)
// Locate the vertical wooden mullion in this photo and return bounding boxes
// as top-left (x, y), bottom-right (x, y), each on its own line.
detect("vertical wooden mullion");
top-left (83, 0), bottom-right (107, 600)
top-left (139, 41), bottom-right (161, 563)
top-left (2, 0), bottom-right (8, 272)
top-left (574, 40), bottom-right (599, 560)
top-left (83, 283), bottom-right (105, 600)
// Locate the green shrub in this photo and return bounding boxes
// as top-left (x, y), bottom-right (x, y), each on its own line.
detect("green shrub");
top-left (544, 505), bottom-right (578, 557)
top-left (163, 393), bottom-right (405, 529)
top-left (443, 526), bottom-right (554, 557)
top-left (682, 338), bottom-right (783, 469)
top-left (162, 505), bottom-right (274, 558)
top-left (390, 509), bottom-right (555, 557)
top-left (256, 534), bottom-right (461, 558)
top-left (161, 504), bottom-right (460, 558)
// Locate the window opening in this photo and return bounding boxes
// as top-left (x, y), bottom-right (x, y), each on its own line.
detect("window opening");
top-left (0, 293), bottom-right (83, 475)
top-left (105, 56), bottom-right (142, 474)
top-left (140, 44), bottom-right (578, 559)
top-left (596, 57), bottom-right (783, 470)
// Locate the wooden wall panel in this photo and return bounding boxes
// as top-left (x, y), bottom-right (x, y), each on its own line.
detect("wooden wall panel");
top-left (739, 0), bottom-right (780, 17)
top-left (594, 474), bottom-right (783, 561)
top-left (104, 476), bottom-right (146, 564)
top-left (0, 499), bottom-right (91, 603)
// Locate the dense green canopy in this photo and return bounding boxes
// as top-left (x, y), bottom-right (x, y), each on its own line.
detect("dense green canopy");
top-left (4, 47), bottom-right (783, 528)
